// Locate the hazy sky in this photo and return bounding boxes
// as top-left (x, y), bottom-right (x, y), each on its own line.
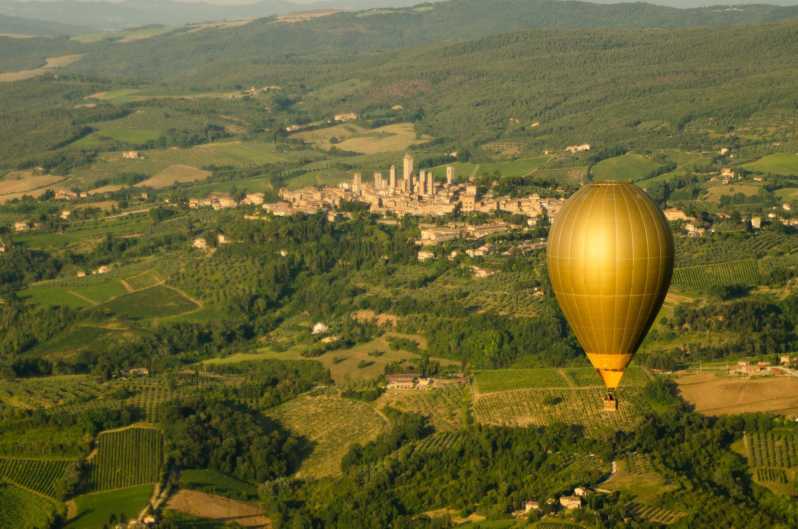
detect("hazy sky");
top-left (7, 0), bottom-right (798, 6)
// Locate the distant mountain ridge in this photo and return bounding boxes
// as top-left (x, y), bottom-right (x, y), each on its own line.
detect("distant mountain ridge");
top-left (66, 0), bottom-right (798, 83)
top-left (0, 13), bottom-right (91, 35)
top-left (0, 0), bottom-right (438, 31)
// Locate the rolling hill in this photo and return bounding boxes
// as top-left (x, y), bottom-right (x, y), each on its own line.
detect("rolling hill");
top-left (0, 14), bottom-right (91, 36)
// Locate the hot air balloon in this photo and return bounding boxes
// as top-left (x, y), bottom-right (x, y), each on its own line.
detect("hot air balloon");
top-left (547, 181), bottom-right (674, 411)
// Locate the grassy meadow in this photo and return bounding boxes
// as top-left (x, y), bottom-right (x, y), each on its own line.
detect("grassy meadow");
top-left (66, 485), bottom-right (153, 529)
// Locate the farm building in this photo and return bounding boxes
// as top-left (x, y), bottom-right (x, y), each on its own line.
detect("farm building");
top-left (122, 150), bottom-right (142, 160)
top-left (387, 374), bottom-right (417, 390)
top-left (263, 201), bottom-right (296, 216)
top-left (55, 189), bottom-right (77, 200)
top-left (334, 112), bottom-right (358, 122)
top-left (14, 221), bottom-right (30, 232)
top-left (312, 322), bottom-right (330, 335)
top-left (95, 265), bottom-right (112, 275)
top-left (418, 250), bottom-right (435, 262)
top-left (192, 238), bottom-right (208, 250)
top-left (512, 500), bottom-right (540, 518)
top-left (565, 143), bottom-right (591, 154)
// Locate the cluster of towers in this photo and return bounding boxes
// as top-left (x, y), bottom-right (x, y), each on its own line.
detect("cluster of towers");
top-left (352, 153), bottom-right (456, 199)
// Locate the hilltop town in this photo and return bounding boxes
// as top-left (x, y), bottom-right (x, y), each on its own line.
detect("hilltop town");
top-left (266, 153), bottom-right (564, 221)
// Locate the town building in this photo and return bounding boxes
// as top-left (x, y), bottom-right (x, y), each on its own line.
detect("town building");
top-left (559, 496), bottom-right (583, 510)
top-left (334, 112), bottom-right (358, 122)
top-left (417, 250), bottom-right (435, 262)
top-left (312, 322), bottom-right (330, 335)
top-left (565, 144), bottom-right (591, 154)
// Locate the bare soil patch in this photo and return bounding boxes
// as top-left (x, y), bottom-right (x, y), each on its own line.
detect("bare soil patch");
top-left (167, 490), bottom-right (270, 528)
top-left (277, 10), bottom-right (338, 24)
top-left (677, 371), bottom-right (798, 415)
top-left (0, 172), bottom-right (66, 203)
top-left (0, 54), bottom-right (81, 82)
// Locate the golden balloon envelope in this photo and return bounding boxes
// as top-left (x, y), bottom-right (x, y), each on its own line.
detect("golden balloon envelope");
top-left (547, 182), bottom-right (674, 390)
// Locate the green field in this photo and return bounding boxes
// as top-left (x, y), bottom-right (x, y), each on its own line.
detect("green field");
top-left (591, 153), bottom-right (664, 182)
top-left (90, 427), bottom-right (164, 491)
top-left (20, 285), bottom-right (93, 309)
top-left (15, 216), bottom-right (152, 251)
top-left (71, 140), bottom-right (309, 189)
top-left (179, 469), bottom-right (258, 501)
top-left (743, 153), bottom-right (798, 176)
top-left (101, 285), bottom-right (198, 320)
top-left (475, 368), bottom-right (570, 393)
top-left (0, 483), bottom-right (61, 529)
top-left (67, 484), bottom-right (153, 529)
top-left (71, 107), bottom-right (213, 149)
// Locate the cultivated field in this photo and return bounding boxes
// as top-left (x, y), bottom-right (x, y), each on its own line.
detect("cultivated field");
top-left (676, 372), bottom-right (798, 416)
top-left (266, 395), bottom-right (387, 478)
top-left (742, 153), bottom-right (798, 176)
top-left (475, 366), bottom-right (650, 393)
top-left (0, 54), bottom-right (81, 82)
top-left (0, 483), bottom-right (61, 529)
top-left (705, 183), bottom-right (760, 203)
top-left (101, 285), bottom-right (199, 320)
top-left (604, 453), bottom-right (671, 500)
top-left (473, 386), bottom-right (648, 435)
top-left (377, 384), bottom-right (469, 431)
top-left (0, 171), bottom-right (66, 203)
top-left (0, 457), bottom-right (74, 498)
top-left (66, 484), bottom-right (153, 529)
top-left (139, 164), bottom-right (211, 188)
top-left (294, 122), bottom-right (430, 154)
top-left (591, 153), bottom-right (664, 182)
top-left (90, 426), bottom-right (164, 491)
top-left (672, 260), bottom-right (760, 291)
top-left (166, 489), bottom-right (270, 528)
top-left (736, 430), bottom-right (798, 495)
top-left (207, 333), bottom-right (454, 384)
top-left (72, 140), bottom-right (298, 188)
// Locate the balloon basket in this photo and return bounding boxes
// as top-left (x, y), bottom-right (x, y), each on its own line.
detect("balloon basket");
top-left (602, 393), bottom-right (618, 412)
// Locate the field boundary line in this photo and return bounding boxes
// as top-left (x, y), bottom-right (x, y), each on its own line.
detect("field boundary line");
top-left (558, 368), bottom-right (577, 388)
top-left (66, 290), bottom-right (99, 306)
top-left (97, 423), bottom-right (161, 435)
top-left (120, 279), bottom-right (135, 293)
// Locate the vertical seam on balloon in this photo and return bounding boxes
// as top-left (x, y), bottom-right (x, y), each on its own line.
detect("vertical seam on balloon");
top-left (631, 186), bottom-right (650, 356)
top-left (643, 190), bottom-right (667, 339)
top-left (563, 189), bottom-right (586, 349)
top-left (619, 186), bottom-right (635, 355)
top-left (581, 186), bottom-right (600, 353)
top-left (609, 184), bottom-right (619, 356)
